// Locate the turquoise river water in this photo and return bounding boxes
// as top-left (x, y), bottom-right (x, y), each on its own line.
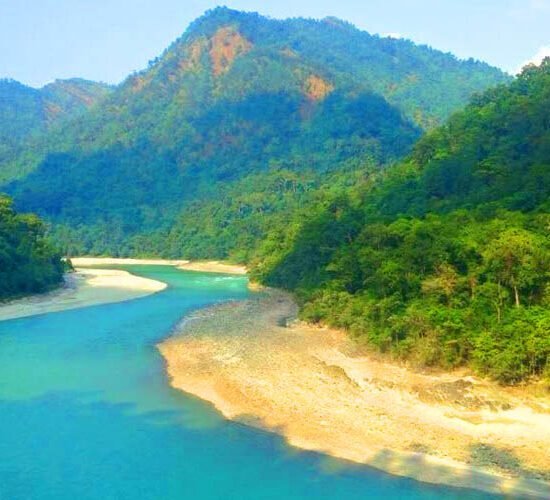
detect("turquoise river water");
top-left (0, 265), bottom-right (499, 499)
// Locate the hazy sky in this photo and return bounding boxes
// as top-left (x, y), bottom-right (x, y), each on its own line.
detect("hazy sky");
top-left (1, 0), bottom-right (549, 87)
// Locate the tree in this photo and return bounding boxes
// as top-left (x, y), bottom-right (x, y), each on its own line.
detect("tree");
top-left (483, 228), bottom-right (547, 308)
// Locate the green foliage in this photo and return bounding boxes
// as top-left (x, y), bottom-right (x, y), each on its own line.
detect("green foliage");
top-left (0, 195), bottom-right (64, 300)
top-left (1, 8), bottom-right (507, 253)
top-left (10, 90), bottom-right (420, 257)
top-left (187, 8), bottom-right (508, 128)
top-left (253, 61), bottom-right (550, 384)
top-left (0, 78), bottom-right (112, 183)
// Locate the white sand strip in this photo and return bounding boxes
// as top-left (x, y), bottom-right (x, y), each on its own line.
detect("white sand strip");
top-left (0, 268), bottom-right (166, 322)
top-left (177, 261), bottom-right (247, 275)
top-left (70, 257), bottom-right (189, 267)
top-left (70, 257), bottom-right (247, 275)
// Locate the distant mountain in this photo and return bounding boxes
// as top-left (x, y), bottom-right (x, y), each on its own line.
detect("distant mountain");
top-left (0, 78), bottom-right (112, 181)
top-left (253, 60), bottom-right (550, 384)
top-left (3, 7), bottom-right (509, 254)
top-left (0, 78), bottom-right (112, 138)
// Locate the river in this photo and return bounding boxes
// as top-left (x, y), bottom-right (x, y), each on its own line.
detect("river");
top-left (0, 265), bottom-right (497, 499)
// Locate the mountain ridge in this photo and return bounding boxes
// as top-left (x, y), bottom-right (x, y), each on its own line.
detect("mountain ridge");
top-left (0, 77), bottom-right (112, 183)
top-left (2, 8), bottom-right (510, 256)
top-left (0, 77), bottom-right (112, 137)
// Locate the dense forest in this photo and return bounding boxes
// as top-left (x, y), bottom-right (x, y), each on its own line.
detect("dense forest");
top-left (251, 60), bottom-right (550, 384)
top-left (1, 8), bottom-right (508, 253)
top-left (0, 195), bottom-right (64, 300)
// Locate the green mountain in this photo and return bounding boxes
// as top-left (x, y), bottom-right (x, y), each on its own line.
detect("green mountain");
top-left (0, 195), bottom-right (64, 300)
top-left (0, 78), bottom-right (112, 182)
top-left (3, 8), bottom-right (509, 254)
top-left (253, 60), bottom-right (550, 384)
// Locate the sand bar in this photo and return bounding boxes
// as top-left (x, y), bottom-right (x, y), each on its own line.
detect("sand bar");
top-left (159, 290), bottom-right (550, 498)
top-left (0, 268), bottom-right (166, 321)
top-left (71, 257), bottom-right (247, 275)
top-left (70, 257), bottom-right (189, 267)
top-left (177, 261), bottom-right (247, 275)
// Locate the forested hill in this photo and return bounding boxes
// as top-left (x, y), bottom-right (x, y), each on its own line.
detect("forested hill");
top-left (0, 78), bottom-right (112, 182)
top-left (253, 60), bottom-right (550, 384)
top-left (0, 78), bottom-right (111, 141)
top-left (3, 7), bottom-right (508, 254)
top-left (0, 195), bottom-right (64, 300)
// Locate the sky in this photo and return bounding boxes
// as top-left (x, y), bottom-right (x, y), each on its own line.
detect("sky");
top-left (1, 0), bottom-right (549, 88)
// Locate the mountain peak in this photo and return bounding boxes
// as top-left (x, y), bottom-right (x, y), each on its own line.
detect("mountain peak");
top-left (184, 7), bottom-right (258, 38)
top-left (321, 16), bottom-right (355, 30)
top-left (2, 8), bottom-right (510, 193)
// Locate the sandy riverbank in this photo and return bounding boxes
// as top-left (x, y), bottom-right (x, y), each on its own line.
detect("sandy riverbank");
top-left (0, 257), bottom-right (247, 321)
top-left (70, 257), bottom-right (247, 275)
top-left (159, 290), bottom-right (550, 498)
top-left (177, 261), bottom-right (247, 275)
top-left (0, 268), bottom-right (166, 321)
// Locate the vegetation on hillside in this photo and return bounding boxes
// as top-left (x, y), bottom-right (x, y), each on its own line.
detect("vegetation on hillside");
top-left (0, 78), bottom-right (112, 183)
top-left (251, 61), bottom-right (550, 384)
top-left (2, 8), bottom-right (508, 252)
top-left (0, 195), bottom-right (64, 300)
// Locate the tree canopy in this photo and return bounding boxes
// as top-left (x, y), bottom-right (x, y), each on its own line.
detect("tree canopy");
top-left (0, 195), bottom-right (64, 300)
top-left (251, 61), bottom-right (550, 384)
